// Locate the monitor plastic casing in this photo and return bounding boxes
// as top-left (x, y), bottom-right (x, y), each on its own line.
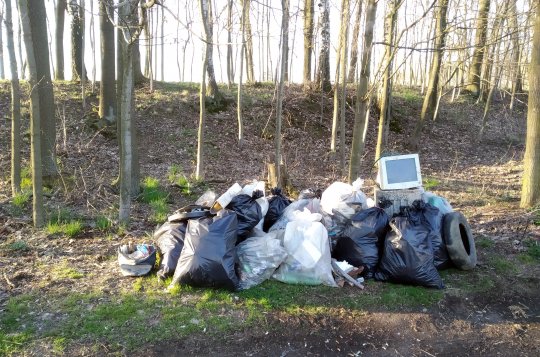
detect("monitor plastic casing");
top-left (376, 154), bottom-right (422, 190)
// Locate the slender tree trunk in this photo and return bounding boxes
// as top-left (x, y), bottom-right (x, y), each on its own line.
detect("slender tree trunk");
top-left (160, 4), bottom-right (164, 81)
top-left (5, 0), bottom-right (21, 195)
top-left (89, 0), bottom-right (96, 91)
top-left (466, 0), bottom-right (490, 96)
top-left (411, 0), bottom-right (449, 148)
top-left (81, 0), bottom-right (86, 109)
top-left (70, 0), bottom-right (87, 81)
top-left (196, 27), bottom-right (208, 180)
top-left (227, 0), bottom-right (234, 87)
top-left (302, 0), bottom-right (314, 88)
top-left (19, 0), bottom-right (44, 227)
top-left (347, 0), bottom-right (363, 82)
top-left (315, 0), bottom-right (331, 92)
top-left (55, 0), bottom-right (67, 80)
top-left (275, 0), bottom-right (289, 185)
top-left (331, 0), bottom-right (350, 156)
top-left (241, 0), bottom-right (255, 83)
top-left (237, 0), bottom-right (246, 144)
top-left (0, 9), bottom-right (5, 79)
top-left (27, 0), bottom-right (58, 182)
top-left (509, 0), bottom-right (522, 110)
top-left (349, 0), bottom-right (378, 183)
top-left (520, 8), bottom-right (540, 208)
top-left (375, 0), bottom-right (401, 163)
top-left (99, 0), bottom-right (116, 124)
top-left (200, 0), bottom-right (222, 102)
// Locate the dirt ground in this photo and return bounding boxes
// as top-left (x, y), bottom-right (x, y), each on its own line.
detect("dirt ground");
top-left (0, 82), bottom-right (539, 356)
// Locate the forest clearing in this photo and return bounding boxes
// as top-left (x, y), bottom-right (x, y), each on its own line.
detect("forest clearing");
top-left (1, 0), bottom-right (540, 355)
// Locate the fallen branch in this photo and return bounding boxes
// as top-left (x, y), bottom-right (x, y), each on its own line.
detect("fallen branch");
top-left (331, 259), bottom-right (364, 289)
top-left (3, 272), bottom-right (15, 289)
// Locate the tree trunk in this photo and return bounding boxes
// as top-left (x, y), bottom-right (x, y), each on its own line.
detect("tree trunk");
top-left (411, 0), bottom-right (449, 149)
top-left (70, 0), bottom-right (87, 81)
top-left (347, 0), bottom-right (363, 83)
top-left (375, 0), bottom-right (401, 163)
top-left (466, 0), bottom-right (490, 96)
top-left (200, 0), bottom-right (222, 102)
top-left (237, 0), bottom-right (247, 144)
top-left (520, 8), bottom-right (540, 208)
top-left (315, 0), bottom-right (331, 92)
top-left (226, 0), bottom-right (234, 87)
top-left (55, 0), bottom-right (67, 80)
top-left (28, 0), bottom-right (58, 182)
top-left (99, 0), bottom-right (116, 124)
top-left (18, 0), bottom-right (44, 227)
top-left (275, 0), bottom-right (289, 185)
top-left (0, 9), bottom-right (5, 79)
top-left (196, 4), bottom-right (208, 180)
top-left (348, 0), bottom-right (377, 183)
top-left (81, 0), bottom-right (86, 109)
top-left (509, 0), bottom-right (522, 110)
top-left (302, 0), bottom-right (314, 88)
top-left (5, 0), bottom-right (21, 195)
top-left (241, 0), bottom-right (255, 84)
top-left (331, 0), bottom-right (350, 156)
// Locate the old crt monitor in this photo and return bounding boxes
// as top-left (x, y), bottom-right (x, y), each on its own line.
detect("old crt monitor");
top-left (377, 154), bottom-right (422, 190)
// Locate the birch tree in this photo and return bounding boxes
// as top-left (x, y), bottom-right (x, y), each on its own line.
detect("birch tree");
top-left (315, 0), bottom-right (331, 91)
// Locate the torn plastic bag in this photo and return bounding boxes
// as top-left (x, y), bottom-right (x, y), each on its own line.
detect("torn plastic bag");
top-left (253, 196), bottom-right (269, 232)
top-left (118, 244), bottom-right (157, 277)
top-left (236, 232), bottom-right (288, 290)
top-left (169, 210), bottom-right (239, 290)
top-left (409, 200), bottom-right (450, 269)
top-left (195, 190), bottom-right (217, 207)
top-left (332, 207), bottom-right (389, 278)
top-left (422, 191), bottom-right (453, 215)
top-left (273, 209), bottom-right (337, 287)
top-left (320, 179), bottom-right (367, 218)
top-left (375, 217), bottom-right (444, 289)
top-left (226, 192), bottom-right (263, 242)
top-left (269, 198), bottom-right (321, 232)
top-left (242, 180), bottom-right (265, 197)
top-left (263, 188), bottom-right (292, 232)
top-left (321, 209), bottom-right (351, 245)
top-left (154, 221), bottom-right (187, 279)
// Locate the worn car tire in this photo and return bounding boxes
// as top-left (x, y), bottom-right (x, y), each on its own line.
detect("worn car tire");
top-left (443, 212), bottom-right (476, 270)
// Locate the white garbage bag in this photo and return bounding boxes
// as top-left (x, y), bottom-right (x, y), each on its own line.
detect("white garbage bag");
top-left (320, 178), bottom-right (367, 218)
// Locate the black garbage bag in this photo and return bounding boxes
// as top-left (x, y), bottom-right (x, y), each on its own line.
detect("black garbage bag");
top-left (332, 207), bottom-right (389, 278)
top-left (169, 211), bottom-right (239, 290)
top-left (226, 193), bottom-right (263, 242)
top-left (410, 200), bottom-right (450, 269)
top-left (375, 217), bottom-right (444, 289)
top-left (263, 188), bottom-right (291, 232)
top-left (154, 222), bottom-right (187, 279)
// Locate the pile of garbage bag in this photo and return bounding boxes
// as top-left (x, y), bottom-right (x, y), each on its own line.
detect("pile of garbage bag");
top-left (136, 179), bottom-right (476, 291)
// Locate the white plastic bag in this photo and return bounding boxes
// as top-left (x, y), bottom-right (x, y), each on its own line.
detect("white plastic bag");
top-left (273, 209), bottom-right (336, 287)
top-left (236, 232), bottom-right (288, 290)
top-left (242, 180), bottom-right (266, 197)
top-left (253, 197), bottom-right (269, 232)
top-left (320, 179), bottom-right (367, 218)
top-left (268, 199), bottom-right (321, 232)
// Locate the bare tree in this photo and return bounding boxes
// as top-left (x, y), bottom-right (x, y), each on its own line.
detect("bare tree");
top-left (237, 0), bottom-right (247, 145)
top-left (195, 1), bottom-right (209, 180)
top-left (466, 0), bottom-right (490, 96)
top-left (69, 0), bottom-right (87, 81)
top-left (348, 0), bottom-right (378, 183)
top-left (303, 0), bottom-right (314, 88)
top-left (200, 0), bottom-right (222, 102)
top-left (411, 0), bottom-right (449, 148)
top-left (375, 0), bottom-right (402, 163)
top-left (18, 0), bottom-right (44, 227)
top-left (99, 0), bottom-right (116, 124)
top-left (241, 0), bottom-right (255, 83)
top-left (347, 0), bottom-right (363, 82)
top-left (0, 5), bottom-right (5, 79)
top-left (315, 0), bottom-right (331, 91)
top-left (5, 0), bottom-right (21, 194)
top-left (521, 6), bottom-right (540, 208)
top-left (55, 0), bottom-right (67, 80)
top-left (226, 0), bottom-right (234, 87)
top-left (275, 0), bottom-right (289, 186)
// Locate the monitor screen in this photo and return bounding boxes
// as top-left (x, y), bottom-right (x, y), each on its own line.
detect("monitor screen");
top-left (386, 158), bottom-right (419, 184)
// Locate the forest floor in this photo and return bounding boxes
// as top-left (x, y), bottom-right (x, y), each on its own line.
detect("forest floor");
top-left (0, 81), bottom-right (539, 356)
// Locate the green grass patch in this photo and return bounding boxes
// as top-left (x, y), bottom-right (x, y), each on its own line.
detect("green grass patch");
top-left (518, 239), bottom-right (540, 264)
top-left (440, 269), bottom-right (496, 294)
top-left (51, 261), bottom-right (85, 280)
top-left (95, 215), bottom-right (112, 231)
top-left (476, 237), bottom-right (494, 249)
top-left (167, 165), bottom-right (196, 195)
top-left (489, 256), bottom-right (518, 274)
top-left (150, 198), bottom-right (168, 223)
top-left (140, 177), bottom-right (168, 203)
top-left (12, 191), bottom-right (31, 207)
top-left (46, 220), bottom-right (83, 238)
top-left (423, 177), bottom-right (440, 190)
top-left (7, 240), bottom-right (30, 251)
top-left (395, 87), bottom-right (423, 104)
